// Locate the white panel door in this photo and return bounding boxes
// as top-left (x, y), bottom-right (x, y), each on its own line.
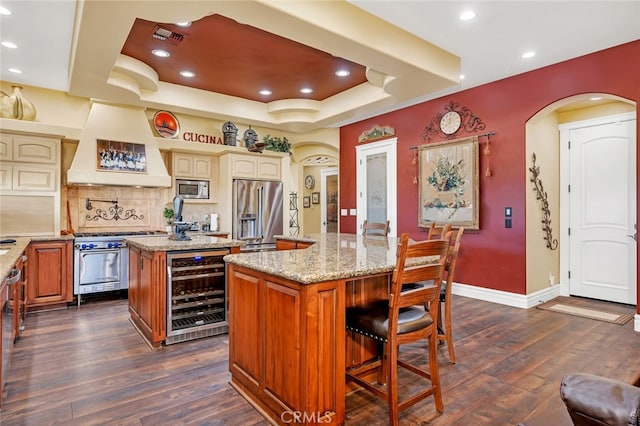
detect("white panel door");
top-left (566, 114), bottom-right (636, 304)
top-left (356, 138), bottom-right (397, 236)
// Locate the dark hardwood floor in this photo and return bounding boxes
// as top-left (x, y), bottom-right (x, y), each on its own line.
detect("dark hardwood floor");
top-left (1, 294), bottom-right (638, 425)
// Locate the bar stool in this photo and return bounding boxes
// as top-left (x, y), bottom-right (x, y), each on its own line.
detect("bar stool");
top-left (427, 222), bottom-right (451, 239)
top-left (362, 220), bottom-right (390, 235)
top-left (345, 233), bottom-right (449, 425)
top-left (437, 227), bottom-right (464, 364)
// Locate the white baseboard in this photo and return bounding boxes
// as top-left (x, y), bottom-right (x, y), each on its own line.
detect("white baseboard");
top-left (452, 282), bottom-right (640, 332)
top-left (452, 282), bottom-right (559, 309)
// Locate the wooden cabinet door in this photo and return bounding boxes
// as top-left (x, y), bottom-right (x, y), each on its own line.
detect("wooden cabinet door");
top-left (27, 241), bottom-right (72, 307)
top-left (173, 153), bottom-right (211, 178)
top-left (137, 250), bottom-right (154, 335)
top-left (128, 247), bottom-right (166, 347)
top-left (12, 165), bottom-right (56, 191)
top-left (228, 267), bottom-right (261, 386)
top-left (257, 158), bottom-right (281, 179)
top-left (264, 279), bottom-right (301, 408)
top-left (192, 156), bottom-right (211, 178)
top-left (12, 135), bottom-right (58, 164)
top-left (128, 246), bottom-right (141, 317)
top-left (173, 153), bottom-right (194, 177)
top-left (231, 155), bottom-right (258, 178)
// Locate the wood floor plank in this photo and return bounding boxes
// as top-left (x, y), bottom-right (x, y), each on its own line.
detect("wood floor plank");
top-left (1, 295), bottom-right (638, 425)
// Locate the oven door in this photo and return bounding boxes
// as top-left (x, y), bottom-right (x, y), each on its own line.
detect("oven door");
top-left (74, 248), bottom-right (121, 294)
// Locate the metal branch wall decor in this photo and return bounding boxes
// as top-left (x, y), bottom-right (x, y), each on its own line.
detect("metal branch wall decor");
top-left (421, 100), bottom-right (486, 142)
top-left (85, 198), bottom-right (144, 222)
top-left (529, 153), bottom-right (558, 250)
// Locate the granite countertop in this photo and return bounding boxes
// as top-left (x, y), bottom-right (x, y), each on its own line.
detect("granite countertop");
top-left (0, 234), bottom-right (75, 282)
top-left (125, 234), bottom-right (245, 252)
top-left (224, 233), bottom-right (401, 284)
top-left (0, 237), bottom-right (30, 282)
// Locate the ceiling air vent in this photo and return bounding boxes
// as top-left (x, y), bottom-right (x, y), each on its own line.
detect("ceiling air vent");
top-left (152, 26), bottom-right (184, 44)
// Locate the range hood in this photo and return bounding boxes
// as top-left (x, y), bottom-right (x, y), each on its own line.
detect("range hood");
top-left (67, 101), bottom-right (171, 187)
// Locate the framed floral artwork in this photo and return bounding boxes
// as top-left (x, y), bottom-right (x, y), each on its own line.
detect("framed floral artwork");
top-left (312, 192), bottom-right (320, 204)
top-left (418, 136), bottom-right (479, 229)
top-left (303, 196), bottom-right (311, 208)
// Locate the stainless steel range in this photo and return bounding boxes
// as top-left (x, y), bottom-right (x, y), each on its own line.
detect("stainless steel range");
top-left (73, 231), bottom-right (165, 305)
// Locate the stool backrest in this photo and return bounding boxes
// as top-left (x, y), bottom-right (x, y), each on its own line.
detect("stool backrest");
top-left (389, 233), bottom-right (449, 335)
top-left (362, 220), bottom-right (390, 235)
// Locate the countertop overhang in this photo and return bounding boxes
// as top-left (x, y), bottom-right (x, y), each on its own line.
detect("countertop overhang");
top-left (224, 233), bottom-right (399, 284)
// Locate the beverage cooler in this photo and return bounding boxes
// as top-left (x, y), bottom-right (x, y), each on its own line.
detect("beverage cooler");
top-left (166, 249), bottom-right (229, 344)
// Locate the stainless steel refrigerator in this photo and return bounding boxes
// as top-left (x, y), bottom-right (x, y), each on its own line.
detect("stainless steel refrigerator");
top-left (232, 179), bottom-right (283, 252)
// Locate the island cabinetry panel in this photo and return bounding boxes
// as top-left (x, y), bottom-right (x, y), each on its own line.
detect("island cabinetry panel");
top-left (128, 245), bottom-right (166, 348)
top-left (228, 264), bottom-right (345, 425)
top-left (26, 240), bottom-right (72, 309)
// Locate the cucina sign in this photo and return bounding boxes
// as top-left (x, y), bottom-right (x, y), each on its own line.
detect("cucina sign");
top-left (182, 132), bottom-right (223, 144)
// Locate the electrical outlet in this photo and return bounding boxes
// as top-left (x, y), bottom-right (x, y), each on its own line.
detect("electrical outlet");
top-left (349, 208), bottom-right (357, 216)
top-left (340, 209), bottom-right (348, 216)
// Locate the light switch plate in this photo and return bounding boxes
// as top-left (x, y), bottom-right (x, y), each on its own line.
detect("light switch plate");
top-left (349, 208), bottom-right (357, 216)
top-left (340, 209), bottom-right (348, 216)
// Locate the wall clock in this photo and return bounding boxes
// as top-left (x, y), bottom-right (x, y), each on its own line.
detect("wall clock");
top-left (440, 111), bottom-right (461, 135)
top-left (305, 175), bottom-right (315, 189)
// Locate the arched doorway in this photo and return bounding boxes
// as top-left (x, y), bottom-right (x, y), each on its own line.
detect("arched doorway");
top-left (525, 94), bottom-right (637, 307)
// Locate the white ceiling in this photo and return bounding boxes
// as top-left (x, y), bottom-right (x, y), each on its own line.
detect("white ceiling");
top-left (1, 1), bottom-right (639, 129)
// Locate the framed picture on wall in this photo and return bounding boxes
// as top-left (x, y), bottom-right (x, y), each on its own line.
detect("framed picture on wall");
top-left (418, 135), bottom-right (479, 229)
top-left (303, 196), bottom-right (311, 208)
top-left (312, 192), bottom-right (320, 204)
top-left (96, 139), bottom-right (147, 173)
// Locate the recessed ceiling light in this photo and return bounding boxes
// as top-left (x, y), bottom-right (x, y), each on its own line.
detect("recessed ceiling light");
top-left (300, 87), bottom-right (313, 94)
top-left (176, 21), bottom-right (191, 27)
top-left (8, 68), bottom-right (22, 74)
top-left (521, 51), bottom-right (536, 59)
top-left (459, 74), bottom-right (465, 80)
top-left (1, 41), bottom-right (17, 49)
top-left (180, 70), bottom-right (195, 78)
top-left (0, 6), bottom-right (11, 15)
top-left (590, 97), bottom-right (603, 101)
top-left (259, 89), bottom-right (272, 96)
top-left (335, 69), bottom-right (350, 77)
top-left (459, 10), bottom-right (475, 21)
top-left (152, 49), bottom-right (170, 58)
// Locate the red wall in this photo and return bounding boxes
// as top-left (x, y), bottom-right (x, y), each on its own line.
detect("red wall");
top-left (339, 40), bottom-right (640, 295)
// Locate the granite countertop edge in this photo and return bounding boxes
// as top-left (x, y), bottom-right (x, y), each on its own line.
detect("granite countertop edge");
top-left (125, 235), bottom-right (245, 252)
top-left (225, 233), bottom-right (400, 285)
top-left (1, 235), bottom-right (75, 282)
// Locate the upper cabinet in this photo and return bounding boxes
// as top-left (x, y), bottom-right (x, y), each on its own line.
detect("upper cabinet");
top-left (0, 132), bottom-right (59, 192)
top-left (1, 133), bottom-right (58, 164)
top-left (0, 131), bottom-right (62, 236)
top-left (227, 154), bottom-right (281, 180)
top-left (173, 153), bottom-right (212, 179)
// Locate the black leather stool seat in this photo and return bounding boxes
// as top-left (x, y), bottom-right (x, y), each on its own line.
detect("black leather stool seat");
top-left (346, 300), bottom-right (433, 342)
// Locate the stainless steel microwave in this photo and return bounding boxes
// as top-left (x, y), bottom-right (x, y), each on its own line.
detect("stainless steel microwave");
top-left (175, 179), bottom-right (210, 200)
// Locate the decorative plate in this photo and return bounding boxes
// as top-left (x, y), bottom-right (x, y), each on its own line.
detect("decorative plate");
top-left (153, 110), bottom-right (180, 138)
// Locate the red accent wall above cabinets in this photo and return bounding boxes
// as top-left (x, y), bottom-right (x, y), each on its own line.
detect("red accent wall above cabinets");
top-left (339, 40), bottom-right (640, 295)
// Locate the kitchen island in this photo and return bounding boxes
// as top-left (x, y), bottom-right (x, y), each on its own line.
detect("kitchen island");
top-left (125, 234), bottom-right (244, 347)
top-left (224, 233), bottom-right (401, 426)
